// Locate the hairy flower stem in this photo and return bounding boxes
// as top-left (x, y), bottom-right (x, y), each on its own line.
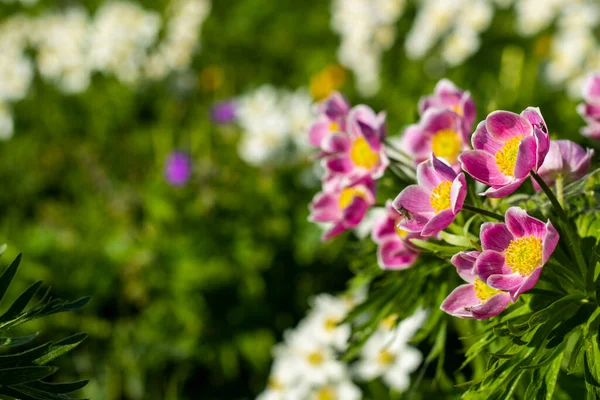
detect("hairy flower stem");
top-left (462, 203), bottom-right (504, 221)
top-left (555, 174), bottom-right (564, 208)
top-left (530, 170), bottom-right (586, 280)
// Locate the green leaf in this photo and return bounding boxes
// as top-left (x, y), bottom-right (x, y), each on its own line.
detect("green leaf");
top-left (0, 333), bottom-right (39, 348)
top-left (439, 231), bottom-right (474, 248)
top-left (409, 238), bottom-right (467, 256)
top-left (0, 281), bottom-right (43, 324)
top-left (34, 333), bottom-right (88, 366)
top-left (0, 254), bottom-right (21, 304)
top-left (568, 330), bottom-right (585, 374)
top-left (0, 366), bottom-right (57, 384)
top-left (26, 380), bottom-right (89, 394)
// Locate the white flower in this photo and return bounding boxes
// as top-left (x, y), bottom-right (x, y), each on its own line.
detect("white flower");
top-left (441, 27), bottom-right (480, 67)
top-left (304, 294), bottom-right (352, 351)
top-left (287, 379), bottom-right (362, 400)
top-left (256, 354), bottom-right (300, 400)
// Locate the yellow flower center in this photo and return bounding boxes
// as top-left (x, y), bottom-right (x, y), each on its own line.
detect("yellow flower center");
top-left (429, 181), bottom-right (453, 214)
top-left (504, 235), bottom-right (543, 275)
top-left (329, 122), bottom-right (340, 132)
top-left (338, 187), bottom-right (365, 209)
top-left (431, 129), bottom-right (462, 164)
top-left (378, 350), bottom-right (396, 366)
top-left (316, 386), bottom-right (337, 400)
top-left (395, 223), bottom-right (409, 239)
top-left (495, 136), bottom-right (523, 176)
top-left (268, 378), bottom-right (283, 391)
top-left (307, 351), bottom-right (324, 366)
top-left (349, 136), bottom-right (379, 169)
top-left (473, 278), bottom-right (502, 303)
top-left (324, 317), bottom-right (339, 331)
top-left (380, 313), bottom-right (398, 330)
top-left (451, 104), bottom-right (464, 117)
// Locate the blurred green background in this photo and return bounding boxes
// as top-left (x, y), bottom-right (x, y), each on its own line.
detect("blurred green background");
top-left (0, 0), bottom-right (596, 399)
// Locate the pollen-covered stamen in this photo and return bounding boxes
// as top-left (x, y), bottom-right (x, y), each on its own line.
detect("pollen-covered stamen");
top-left (338, 187), bottom-right (366, 209)
top-left (323, 316), bottom-right (339, 331)
top-left (495, 135), bottom-right (524, 176)
top-left (429, 181), bottom-right (453, 214)
top-left (329, 121), bottom-right (340, 132)
top-left (432, 129), bottom-right (462, 163)
top-left (307, 351), bottom-right (325, 366)
top-left (349, 136), bottom-right (379, 169)
top-left (394, 224), bottom-right (409, 239)
top-left (380, 313), bottom-right (398, 330)
top-left (316, 386), bottom-right (336, 400)
top-left (451, 104), bottom-right (464, 117)
top-left (505, 235), bottom-right (543, 275)
top-left (377, 350), bottom-right (396, 366)
top-left (267, 378), bottom-right (283, 391)
top-left (473, 278), bottom-right (502, 303)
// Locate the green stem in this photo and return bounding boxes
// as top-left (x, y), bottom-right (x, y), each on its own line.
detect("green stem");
top-left (555, 174), bottom-right (564, 208)
top-left (530, 170), bottom-right (586, 279)
top-left (462, 203), bottom-right (504, 221)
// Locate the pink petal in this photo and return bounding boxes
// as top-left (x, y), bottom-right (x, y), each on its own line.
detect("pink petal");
top-left (417, 158), bottom-right (444, 190)
top-left (343, 196), bottom-right (370, 226)
top-left (431, 154), bottom-right (458, 182)
top-left (400, 124), bottom-right (430, 162)
top-left (349, 105), bottom-right (382, 151)
top-left (511, 267), bottom-right (543, 300)
top-left (533, 127), bottom-right (550, 169)
top-left (505, 207), bottom-right (546, 239)
top-left (322, 133), bottom-right (351, 153)
top-left (308, 118), bottom-right (331, 147)
top-left (322, 92), bottom-right (350, 120)
top-left (322, 222), bottom-right (347, 241)
top-left (461, 92), bottom-right (476, 131)
top-left (485, 111), bottom-right (532, 142)
top-left (542, 220), bottom-right (559, 264)
top-left (474, 250), bottom-right (511, 281)
top-left (581, 122), bottom-right (600, 140)
top-left (421, 107), bottom-right (462, 135)
top-left (582, 73), bottom-right (600, 103)
top-left (393, 185), bottom-right (434, 214)
top-left (451, 251), bottom-right (480, 283)
top-left (440, 284), bottom-right (479, 318)
top-left (480, 222), bottom-right (514, 252)
top-left (450, 173), bottom-right (467, 214)
top-left (482, 179), bottom-right (525, 198)
top-left (459, 150), bottom-right (511, 186)
top-left (377, 238), bottom-right (419, 270)
top-left (536, 141), bottom-right (563, 182)
top-left (422, 209), bottom-right (455, 236)
top-left (486, 272), bottom-right (525, 292)
top-left (472, 121), bottom-right (503, 153)
top-left (513, 135), bottom-right (537, 179)
top-left (520, 107), bottom-right (547, 133)
top-left (325, 155), bottom-right (353, 173)
top-left (471, 292), bottom-right (511, 320)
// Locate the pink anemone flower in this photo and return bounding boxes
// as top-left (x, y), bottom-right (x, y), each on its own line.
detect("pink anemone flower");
top-left (474, 207), bottom-right (559, 301)
top-left (308, 92), bottom-right (350, 147)
top-left (532, 140), bottom-right (594, 190)
top-left (400, 107), bottom-right (470, 171)
top-left (371, 200), bottom-right (422, 270)
top-left (309, 178), bottom-right (376, 241)
top-left (419, 78), bottom-right (476, 135)
top-left (321, 105), bottom-right (389, 183)
top-left (459, 107), bottom-right (550, 198)
top-left (393, 154), bottom-right (467, 237)
top-left (451, 251), bottom-right (481, 282)
top-left (577, 73), bottom-right (600, 140)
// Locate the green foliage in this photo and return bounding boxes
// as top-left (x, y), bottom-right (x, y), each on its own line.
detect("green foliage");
top-left (0, 253), bottom-right (89, 399)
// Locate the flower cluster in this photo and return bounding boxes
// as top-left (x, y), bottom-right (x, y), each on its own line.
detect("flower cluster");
top-left (308, 92), bottom-right (389, 240)
top-left (0, 0), bottom-right (212, 139)
top-left (258, 291), bottom-right (426, 399)
top-left (330, 0), bottom-right (406, 97)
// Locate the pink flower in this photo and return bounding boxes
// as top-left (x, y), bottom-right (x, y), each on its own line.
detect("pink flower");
top-left (577, 73), bottom-right (600, 140)
top-left (419, 79), bottom-right (476, 135)
top-left (459, 107), bottom-right (551, 198)
top-left (371, 201), bottom-right (421, 270)
top-left (474, 207), bottom-right (559, 301)
top-left (392, 154), bottom-right (467, 237)
top-left (322, 105), bottom-right (389, 183)
top-left (308, 92), bottom-right (350, 147)
top-left (532, 140), bottom-right (594, 190)
top-left (451, 251), bottom-right (480, 282)
top-left (400, 107), bottom-right (470, 170)
top-left (309, 178), bottom-right (376, 241)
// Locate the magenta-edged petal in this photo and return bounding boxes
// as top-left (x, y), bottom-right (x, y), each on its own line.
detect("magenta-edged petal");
top-left (393, 185), bottom-right (434, 214)
top-left (511, 267), bottom-right (543, 300)
top-left (520, 107), bottom-right (546, 132)
top-left (451, 251), bottom-right (480, 283)
top-left (401, 124), bottom-right (430, 161)
top-left (459, 150), bottom-right (511, 186)
top-left (461, 92), bottom-right (476, 130)
top-left (422, 209), bottom-right (455, 237)
top-left (505, 207), bottom-right (546, 239)
top-left (486, 273), bottom-right (525, 292)
top-left (485, 111), bottom-right (532, 142)
top-left (435, 78), bottom-right (461, 96)
top-left (542, 220), bottom-right (559, 264)
top-left (431, 154), bottom-right (458, 182)
top-left (399, 215), bottom-right (429, 233)
top-left (480, 223), bottom-right (514, 252)
top-left (514, 135), bottom-right (537, 179)
top-left (372, 152), bottom-right (390, 180)
top-left (471, 292), bottom-right (511, 320)
top-left (372, 216), bottom-right (397, 244)
top-left (322, 133), bottom-right (350, 153)
top-left (475, 250), bottom-right (510, 281)
top-left (582, 73), bottom-right (600, 103)
top-left (481, 179), bottom-right (525, 198)
top-left (421, 107), bottom-right (462, 135)
top-left (537, 141), bottom-right (563, 181)
top-left (450, 173), bottom-right (467, 214)
top-left (578, 103), bottom-right (600, 120)
top-left (349, 105), bottom-right (381, 151)
top-left (325, 155), bottom-right (353, 173)
top-left (417, 158), bottom-right (444, 190)
top-left (322, 222), bottom-right (347, 241)
top-left (472, 121), bottom-right (503, 153)
top-left (533, 127), bottom-right (550, 169)
top-left (377, 238), bottom-right (418, 270)
top-left (581, 122), bottom-right (600, 140)
top-left (343, 196), bottom-right (370, 226)
top-left (308, 118), bottom-right (331, 147)
top-left (440, 284), bottom-right (479, 318)
top-left (322, 92), bottom-right (350, 120)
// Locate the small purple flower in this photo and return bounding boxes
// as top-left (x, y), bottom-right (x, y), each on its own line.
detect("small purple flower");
top-left (165, 151), bottom-right (192, 186)
top-left (308, 92), bottom-right (350, 148)
top-left (371, 200), bottom-right (422, 270)
top-left (400, 107), bottom-right (470, 170)
top-left (532, 140), bottom-right (594, 190)
top-left (459, 107), bottom-right (551, 198)
top-left (419, 79), bottom-right (476, 135)
top-left (309, 178), bottom-right (376, 241)
top-left (578, 73), bottom-right (600, 139)
top-left (475, 207), bottom-right (559, 301)
top-left (210, 100), bottom-right (237, 124)
top-left (393, 154), bottom-right (467, 237)
top-left (321, 105), bottom-right (389, 183)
